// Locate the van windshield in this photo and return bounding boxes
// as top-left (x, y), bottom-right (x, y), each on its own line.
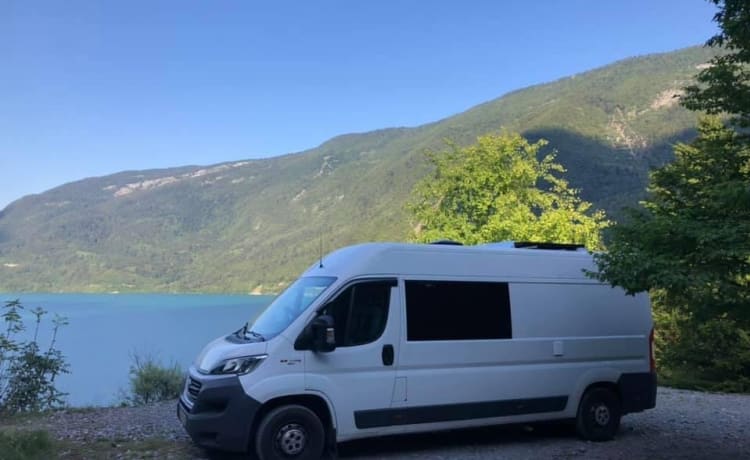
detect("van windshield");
top-left (246, 276), bottom-right (337, 340)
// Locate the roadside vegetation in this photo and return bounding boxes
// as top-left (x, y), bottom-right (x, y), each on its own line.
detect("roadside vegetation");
top-left (0, 430), bottom-right (55, 460)
top-left (125, 352), bottom-right (184, 406)
top-left (0, 300), bottom-right (68, 415)
top-left (0, 424), bottom-right (195, 460)
top-left (0, 299), bottom-right (68, 458)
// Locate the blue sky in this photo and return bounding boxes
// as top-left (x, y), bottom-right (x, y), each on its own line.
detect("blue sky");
top-left (1, 0), bottom-right (719, 209)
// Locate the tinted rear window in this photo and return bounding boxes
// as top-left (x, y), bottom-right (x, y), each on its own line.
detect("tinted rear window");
top-left (405, 280), bottom-right (512, 341)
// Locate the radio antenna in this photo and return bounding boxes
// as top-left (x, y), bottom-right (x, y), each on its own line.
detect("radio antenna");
top-left (319, 233), bottom-right (324, 268)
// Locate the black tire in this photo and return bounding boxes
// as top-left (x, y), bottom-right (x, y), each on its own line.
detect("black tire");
top-left (255, 404), bottom-right (325, 460)
top-left (575, 387), bottom-right (621, 441)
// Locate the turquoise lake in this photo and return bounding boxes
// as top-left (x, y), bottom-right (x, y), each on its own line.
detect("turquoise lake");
top-left (2, 293), bottom-right (273, 407)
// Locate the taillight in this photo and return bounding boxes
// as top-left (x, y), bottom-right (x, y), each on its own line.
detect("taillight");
top-left (649, 327), bottom-right (656, 373)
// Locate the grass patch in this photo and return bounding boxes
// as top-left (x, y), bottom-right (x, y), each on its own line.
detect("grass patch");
top-left (0, 411), bottom-right (46, 429)
top-left (58, 406), bottom-right (102, 414)
top-left (55, 437), bottom-right (208, 459)
top-left (0, 428), bottom-right (209, 460)
top-left (0, 430), bottom-right (56, 460)
top-left (659, 368), bottom-right (750, 394)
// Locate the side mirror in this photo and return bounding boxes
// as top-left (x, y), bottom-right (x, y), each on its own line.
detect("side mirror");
top-left (311, 315), bottom-right (336, 353)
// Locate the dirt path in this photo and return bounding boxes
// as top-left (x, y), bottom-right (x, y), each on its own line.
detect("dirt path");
top-left (5, 387), bottom-right (749, 459)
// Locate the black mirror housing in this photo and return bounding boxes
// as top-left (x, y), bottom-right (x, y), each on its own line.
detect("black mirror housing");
top-left (294, 314), bottom-right (336, 352)
top-left (311, 315), bottom-right (336, 352)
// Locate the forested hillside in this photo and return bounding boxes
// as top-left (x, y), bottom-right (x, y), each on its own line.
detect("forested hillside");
top-left (0, 46), bottom-right (716, 293)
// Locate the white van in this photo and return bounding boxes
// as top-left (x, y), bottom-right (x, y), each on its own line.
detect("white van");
top-left (178, 241), bottom-right (656, 459)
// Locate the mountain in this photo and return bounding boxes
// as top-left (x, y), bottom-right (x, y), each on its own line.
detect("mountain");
top-left (0, 46), bottom-right (716, 293)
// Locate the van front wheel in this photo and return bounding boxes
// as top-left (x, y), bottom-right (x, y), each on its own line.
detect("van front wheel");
top-left (575, 387), bottom-right (621, 441)
top-left (255, 405), bottom-right (325, 460)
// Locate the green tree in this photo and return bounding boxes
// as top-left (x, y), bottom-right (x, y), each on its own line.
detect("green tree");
top-left (592, 0), bottom-right (750, 390)
top-left (408, 132), bottom-right (609, 248)
top-left (593, 117), bottom-right (750, 321)
top-left (682, 0), bottom-right (750, 127)
top-left (592, 119), bottom-right (750, 391)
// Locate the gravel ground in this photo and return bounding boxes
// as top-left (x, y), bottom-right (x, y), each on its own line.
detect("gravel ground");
top-left (13, 387), bottom-right (750, 459)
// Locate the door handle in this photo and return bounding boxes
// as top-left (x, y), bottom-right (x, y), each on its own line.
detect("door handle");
top-left (382, 344), bottom-right (394, 366)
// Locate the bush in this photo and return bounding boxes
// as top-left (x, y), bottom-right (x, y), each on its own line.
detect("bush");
top-left (126, 353), bottom-right (184, 405)
top-left (0, 430), bottom-right (55, 460)
top-left (653, 296), bottom-right (750, 393)
top-left (0, 300), bottom-right (68, 414)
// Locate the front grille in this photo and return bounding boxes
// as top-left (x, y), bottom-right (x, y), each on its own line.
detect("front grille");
top-left (186, 376), bottom-right (202, 402)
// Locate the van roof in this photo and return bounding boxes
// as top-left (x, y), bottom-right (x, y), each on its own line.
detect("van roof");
top-left (303, 242), bottom-right (599, 283)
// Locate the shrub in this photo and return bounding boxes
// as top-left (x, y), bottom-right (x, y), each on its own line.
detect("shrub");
top-left (653, 296), bottom-right (750, 393)
top-left (0, 300), bottom-right (68, 414)
top-left (126, 352), bottom-right (184, 405)
top-left (0, 430), bottom-right (55, 460)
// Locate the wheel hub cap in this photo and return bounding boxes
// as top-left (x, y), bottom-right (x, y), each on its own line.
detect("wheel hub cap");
top-left (593, 404), bottom-right (610, 426)
top-left (276, 423), bottom-right (307, 456)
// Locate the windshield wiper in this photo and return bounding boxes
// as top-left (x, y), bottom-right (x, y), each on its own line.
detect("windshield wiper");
top-left (244, 330), bottom-right (265, 342)
top-left (235, 323), bottom-right (249, 338)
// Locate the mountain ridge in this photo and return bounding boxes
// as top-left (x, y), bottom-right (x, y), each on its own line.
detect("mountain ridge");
top-left (0, 46), bottom-right (716, 293)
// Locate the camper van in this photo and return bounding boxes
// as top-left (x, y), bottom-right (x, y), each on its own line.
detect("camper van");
top-left (178, 242), bottom-right (656, 459)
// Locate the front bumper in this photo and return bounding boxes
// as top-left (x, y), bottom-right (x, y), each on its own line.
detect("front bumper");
top-left (178, 367), bottom-right (261, 452)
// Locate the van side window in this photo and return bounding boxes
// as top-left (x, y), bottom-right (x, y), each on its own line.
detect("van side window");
top-left (321, 281), bottom-right (392, 347)
top-left (405, 281), bottom-right (512, 341)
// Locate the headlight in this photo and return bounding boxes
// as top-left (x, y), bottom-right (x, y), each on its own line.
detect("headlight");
top-left (209, 354), bottom-right (268, 375)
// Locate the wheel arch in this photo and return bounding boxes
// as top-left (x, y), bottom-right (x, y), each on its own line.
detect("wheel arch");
top-left (580, 381), bottom-right (621, 404)
top-left (569, 368), bottom-right (622, 415)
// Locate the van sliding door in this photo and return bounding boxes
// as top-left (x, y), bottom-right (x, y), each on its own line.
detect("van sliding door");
top-left (383, 280), bottom-right (567, 431)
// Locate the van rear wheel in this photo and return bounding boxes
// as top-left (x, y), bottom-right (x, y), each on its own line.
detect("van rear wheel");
top-left (255, 404), bottom-right (325, 460)
top-left (575, 387), bottom-right (621, 441)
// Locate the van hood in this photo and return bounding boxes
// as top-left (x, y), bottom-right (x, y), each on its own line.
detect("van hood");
top-left (194, 335), bottom-right (269, 374)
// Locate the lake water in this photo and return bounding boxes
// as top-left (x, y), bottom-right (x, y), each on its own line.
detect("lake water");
top-left (2, 293), bottom-right (273, 407)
